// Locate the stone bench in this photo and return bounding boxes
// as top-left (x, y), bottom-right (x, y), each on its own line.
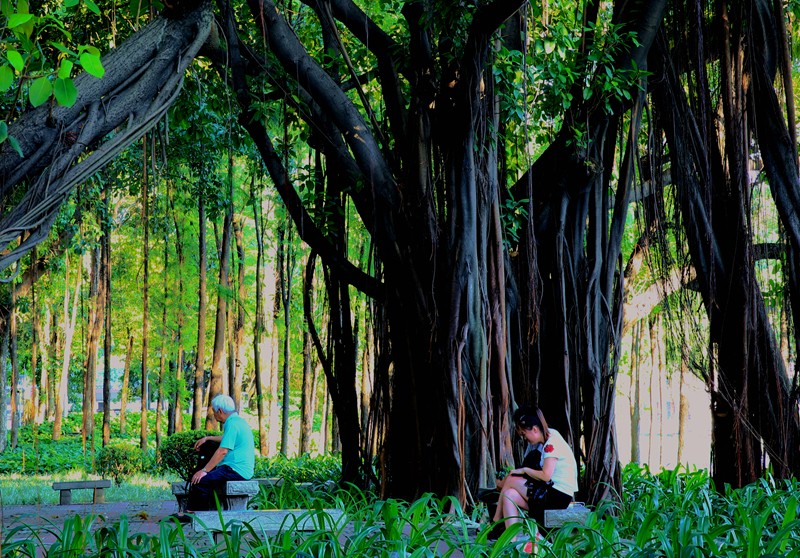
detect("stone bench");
top-left (171, 480), bottom-right (259, 511)
top-left (543, 502), bottom-right (591, 528)
top-left (190, 509), bottom-right (345, 542)
top-left (52, 480), bottom-right (112, 505)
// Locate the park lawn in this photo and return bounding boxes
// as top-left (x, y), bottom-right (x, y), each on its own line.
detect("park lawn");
top-left (0, 472), bottom-right (173, 505)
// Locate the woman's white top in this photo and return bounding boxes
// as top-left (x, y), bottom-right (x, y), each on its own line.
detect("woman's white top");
top-left (524, 428), bottom-right (579, 496)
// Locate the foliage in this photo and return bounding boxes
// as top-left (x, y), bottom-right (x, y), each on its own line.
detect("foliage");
top-left (96, 442), bottom-right (142, 485)
top-left (254, 453), bottom-right (342, 484)
top-left (157, 429), bottom-right (220, 482)
top-left (2, 465), bottom-right (800, 556)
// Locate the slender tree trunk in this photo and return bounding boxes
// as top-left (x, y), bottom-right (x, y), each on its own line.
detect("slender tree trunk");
top-left (53, 253), bottom-right (81, 441)
top-left (300, 256), bottom-right (316, 456)
top-left (206, 167), bottom-right (233, 429)
top-left (192, 196), bottom-right (208, 430)
top-left (46, 305), bottom-right (58, 420)
top-left (39, 305), bottom-right (51, 422)
top-left (278, 223), bottom-right (294, 455)
top-left (119, 329), bottom-right (133, 435)
top-left (140, 136), bottom-right (150, 452)
top-left (156, 234), bottom-right (168, 449)
top-left (102, 185), bottom-right (112, 446)
top-left (268, 261), bottom-right (281, 455)
top-left (0, 326), bottom-right (8, 453)
top-left (26, 261), bottom-right (39, 426)
top-left (9, 284), bottom-right (19, 449)
top-left (677, 354), bottom-right (689, 464)
top-left (232, 217), bottom-right (245, 409)
top-left (170, 195), bottom-right (185, 435)
top-left (629, 323), bottom-right (641, 464)
top-left (251, 179), bottom-right (269, 455)
top-left (83, 246), bottom-right (103, 454)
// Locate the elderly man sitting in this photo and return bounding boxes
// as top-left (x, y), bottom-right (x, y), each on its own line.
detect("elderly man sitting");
top-left (171, 394), bottom-right (255, 522)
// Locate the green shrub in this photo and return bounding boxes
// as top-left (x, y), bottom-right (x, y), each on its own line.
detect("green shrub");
top-left (254, 453), bottom-right (341, 483)
top-left (96, 442), bottom-right (141, 485)
top-left (158, 430), bottom-right (219, 481)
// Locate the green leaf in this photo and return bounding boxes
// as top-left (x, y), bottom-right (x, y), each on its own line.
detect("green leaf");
top-left (7, 50), bottom-right (24, 73)
top-left (54, 77), bottom-right (77, 107)
top-left (57, 59), bottom-right (73, 79)
top-left (8, 135), bottom-right (23, 157)
top-left (7, 13), bottom-right (33, 27)
top-left (79, 52), bottom-right (104, 78)
top-left (29, 76), bottom-right (52, 107)
top-left (64, 0), bottom-right (79, 6)
top-left (0, 121), bottom-right (7, 143)
top-left (0, 65), bottom-right (14, 91)
top-left (83, 0), bottom-right (100, 14)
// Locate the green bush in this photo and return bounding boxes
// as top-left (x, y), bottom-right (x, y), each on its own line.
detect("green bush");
top-left (96, 442), bottom-right (142, 485)
top-left (158, 430), bottom-right (219, 481)
top-left (254, 453), bottom-right (341, 483)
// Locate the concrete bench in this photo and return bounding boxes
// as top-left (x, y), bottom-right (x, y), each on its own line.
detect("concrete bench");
top-left (52, 480), bottom-right (111, 505)
top-left (543, 502), bottom-right (591, 528)
top-left (190, 509), bottom-right (345, 541)
top-left (171, 480), bottom-right (259, 511)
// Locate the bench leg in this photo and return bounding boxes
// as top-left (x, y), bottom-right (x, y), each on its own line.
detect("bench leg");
top-left (93, 487), bottom-right (106, 504)
top-left (59, 490), bottom-right (72, 505)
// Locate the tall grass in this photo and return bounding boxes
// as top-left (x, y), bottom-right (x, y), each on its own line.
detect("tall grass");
top-left (2, 465), bottom-right (800, 556)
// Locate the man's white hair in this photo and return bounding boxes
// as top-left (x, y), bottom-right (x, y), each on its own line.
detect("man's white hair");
top-left (211, 394), bottom-right (236, 413)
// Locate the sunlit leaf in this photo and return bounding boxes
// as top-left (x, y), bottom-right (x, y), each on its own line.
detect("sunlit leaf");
top-left (79, 52), bottom-right (104, 78)
top-left (83, 0), bottom-right (100, 14)
top-left (29, 76), bottom-right (52, 107)
top-left (0, 121), bottom-right (7, 143)
top-left (64, 0), bottom-right (79, 6)
top-left (7, 50), bottom-right (24, 73)
top-left (0, 65), bottom-right (14, 91)
top-left (57, 59), bottom-right (73, 79)
top-left (54, 77), bottom-right (78, 107)
top-left (7, 13), bottom-right (33, 27)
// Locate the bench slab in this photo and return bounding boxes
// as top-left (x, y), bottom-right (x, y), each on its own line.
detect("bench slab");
top-left (191, 509), bottom-right (345, 534)
top-left (544, 502), bottom-right (590, 528)
top-left (52, 480), bottom-right (112, 505)
top-left (172, 480), bottom-right (259, 511)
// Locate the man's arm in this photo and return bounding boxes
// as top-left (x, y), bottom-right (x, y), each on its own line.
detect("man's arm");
top-left (190, 447), bottom-right (230, 484)
top-left (193, 435), bottom-right (223, 450)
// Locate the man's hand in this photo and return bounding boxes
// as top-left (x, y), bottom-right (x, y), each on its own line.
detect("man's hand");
top-left (191, 469), bottom-right (208, 485)
top-left (193, 436), bottom-right (207, 451)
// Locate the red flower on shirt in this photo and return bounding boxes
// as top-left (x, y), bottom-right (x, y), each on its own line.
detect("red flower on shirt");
top-left (544, 444), bottom-right (554, 453)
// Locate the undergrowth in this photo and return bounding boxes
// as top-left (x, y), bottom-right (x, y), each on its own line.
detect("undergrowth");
top-left (2, 464), bottom-right (799, 556)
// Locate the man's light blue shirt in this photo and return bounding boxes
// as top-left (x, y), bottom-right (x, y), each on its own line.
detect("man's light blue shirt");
top-left (219, 412), bottom-right (255, 479)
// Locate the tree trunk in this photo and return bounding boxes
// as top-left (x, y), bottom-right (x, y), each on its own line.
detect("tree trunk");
top-left (53, 253), bottom-right (81, 441)
top-left (83, 245), bottom-right (103, 454)
top-left (140, 136), bottom-right (150, 452)
top-left (277, 223), bottom-right (294, 455)
top-left (40, 305), bottom-right (51, 422)
top-left (630, 322), bottom-right (642, 464)
top-left (677, 355), bottom-right (689, 464)
top-left (170, 195), bottom-right (185, 435)
top-left (119, 330), bottom-right (134, 435)
top-left (9, 283), bottom-right (19, 449)
top-left (206, 171), bottom-right (233, 429)
top-left (26, 260), bottom-right (39, 426)
top-left (0, 326), bottom-right (8, 453)
top-left (300, 256), bottom-right (317, 456)
top-left (102, 184), bottom-right (112, 446)
top-left (251, 177), bottom-right (270, 455)
top-left (192, 196), bottom-right (208, 430)
top-left (268, 258), bottom-right (281, 456)
top-left (232, 217), bottom-right (245, 410)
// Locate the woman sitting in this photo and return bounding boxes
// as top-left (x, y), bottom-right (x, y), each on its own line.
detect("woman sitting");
top-left (492, 405), bottom-right (578, 534)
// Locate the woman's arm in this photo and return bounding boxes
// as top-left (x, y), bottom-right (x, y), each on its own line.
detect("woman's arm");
top-left (511, 457), bottom-right (557, 482)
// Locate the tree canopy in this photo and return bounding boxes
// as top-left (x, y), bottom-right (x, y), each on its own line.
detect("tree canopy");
top-left (1, 0), bottom-right (799, 505)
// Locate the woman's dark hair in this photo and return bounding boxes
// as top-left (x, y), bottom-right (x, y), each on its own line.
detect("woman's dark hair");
top-left (513, 405), bottom-right (550, 440)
